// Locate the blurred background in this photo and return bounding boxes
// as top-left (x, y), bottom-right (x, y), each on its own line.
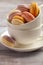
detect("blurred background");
top-left (0, 0), bottom-right (43, 4)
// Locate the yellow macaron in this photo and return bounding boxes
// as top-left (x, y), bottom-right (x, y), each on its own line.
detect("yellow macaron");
top-left (11, 15), bottom-right (25, 25)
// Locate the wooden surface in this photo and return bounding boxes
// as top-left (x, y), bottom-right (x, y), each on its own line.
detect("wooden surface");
top-left (0, 0), bottom-right (43, 65)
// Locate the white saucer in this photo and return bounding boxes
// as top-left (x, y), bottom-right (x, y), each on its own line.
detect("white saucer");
top-left (0, 31), bottom-right (43, 52)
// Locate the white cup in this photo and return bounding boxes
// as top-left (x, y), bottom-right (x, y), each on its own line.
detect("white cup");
top-left (7, 4), bottom-right (43, 45)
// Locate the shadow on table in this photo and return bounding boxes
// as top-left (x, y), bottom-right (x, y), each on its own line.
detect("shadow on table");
top-left (0, 47), bottom-right (43, 58)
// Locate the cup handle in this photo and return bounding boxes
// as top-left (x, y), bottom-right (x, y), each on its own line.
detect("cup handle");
top-left (40, 4), bottom-right (43, 26)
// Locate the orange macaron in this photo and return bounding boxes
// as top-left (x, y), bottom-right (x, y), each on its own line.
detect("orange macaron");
top-left (29, 2), bottom-right (40, 17)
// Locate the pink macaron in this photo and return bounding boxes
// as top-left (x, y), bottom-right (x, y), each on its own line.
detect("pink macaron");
top-left (22, 11), bottom-right (35, 22)
top-left (7, 10), bottom-right (21, 22)
top-left (17, 5), bottom-right (29, 12)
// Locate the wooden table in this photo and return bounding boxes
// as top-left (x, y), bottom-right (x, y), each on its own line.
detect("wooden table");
top-left (0, 0), bottom-right (43, 65)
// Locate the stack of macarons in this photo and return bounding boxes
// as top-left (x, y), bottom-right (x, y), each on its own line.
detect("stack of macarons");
top-left (7, 2), bottom-right (40, 25)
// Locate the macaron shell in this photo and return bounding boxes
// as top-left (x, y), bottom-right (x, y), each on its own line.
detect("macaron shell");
top-left (22, 11), bottom-right (35, 22)
top-left (17, 5), bottom-right (29, 12)
top-left (13, 15), bottom-right (24, 22)
top-left (11, 18), bottom-right (24, 25)
top-left (29, 2), bottom-right (39, 17)
top-left (2, 36), bottom-right (15, 47)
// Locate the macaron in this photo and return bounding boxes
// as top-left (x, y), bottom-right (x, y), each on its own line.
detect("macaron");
top-left (7, 10), bottom-right (21, 22)
top-left (11, 15), bottom-right (24, 25)
top-left (2, 35), bottom-right (15, 47)
top-left (22, 11), bottom-right (35, 22)
top-left (29, 2), bottom-right (40, 17)
top-left (17, 5), bottom-right (29, 12)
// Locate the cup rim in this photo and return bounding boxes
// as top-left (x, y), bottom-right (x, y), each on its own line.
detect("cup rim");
top-left (7, 6), bottom-right (41, 27)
